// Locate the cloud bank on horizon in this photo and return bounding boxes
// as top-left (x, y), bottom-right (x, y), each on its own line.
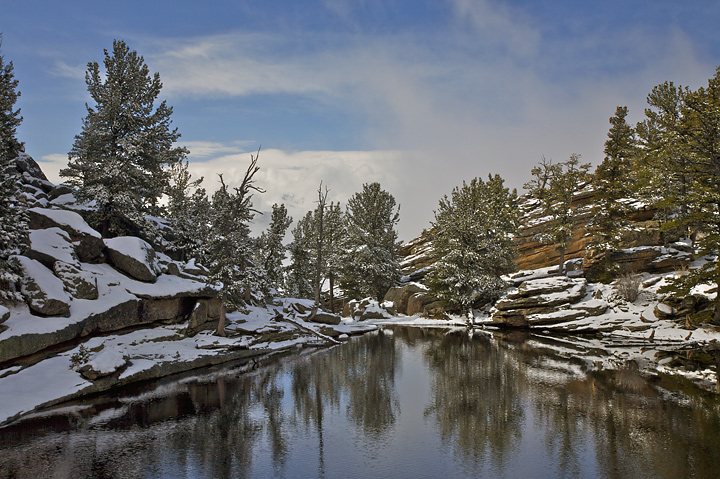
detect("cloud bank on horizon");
top-left (4, 0), bottom-right (720, 240)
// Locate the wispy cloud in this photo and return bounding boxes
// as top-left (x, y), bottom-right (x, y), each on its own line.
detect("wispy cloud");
top-left (50, 60), bottom-right (86, 80)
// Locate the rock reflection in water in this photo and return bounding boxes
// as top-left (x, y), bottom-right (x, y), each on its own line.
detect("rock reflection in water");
top-left (1, 327), bottom-right (720, 479)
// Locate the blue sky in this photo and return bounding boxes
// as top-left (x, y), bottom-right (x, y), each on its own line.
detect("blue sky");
top-left (2, 0), bottom-right (720, 240)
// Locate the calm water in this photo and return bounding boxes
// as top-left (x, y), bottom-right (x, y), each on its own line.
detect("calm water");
top-left (1, 327), bottom-right (720, 479)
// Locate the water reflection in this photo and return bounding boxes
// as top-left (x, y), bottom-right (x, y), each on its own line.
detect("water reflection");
top-left (1, 328), bottom-right (719, 479)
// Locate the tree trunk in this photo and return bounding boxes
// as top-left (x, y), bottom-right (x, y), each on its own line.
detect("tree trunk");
top-left (466, 306), bottom-right (475, 327)
top-left (329, 272), bottom-right (335, 313)
top-left (558, 247), bottom-right (566, 275)
top-left (216, 296), bottom-right (227, 337)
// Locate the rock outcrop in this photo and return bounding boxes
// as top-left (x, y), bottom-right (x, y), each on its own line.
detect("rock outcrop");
top-left (491, 276), bottom-right (608, 328)
top-left (104, 236), bottom-right (159, 282)
top-left (14, 256), bottom-right (71, 317)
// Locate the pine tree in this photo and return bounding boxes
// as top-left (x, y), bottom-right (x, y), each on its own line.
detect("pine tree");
top-left (339, 182), bottom-right (401, 302)
top-left (286, 210), bottom-right (316, 299)
top-left (323, 202), bottom-right (344, 312)
top-left (635, 81), bottom-right (692, 241)
top-left (256, 203), bottom-right (292, 293)
top-left (0, 39), bottom-right (26, 303)
top-left (0, 36), bottom-right (22, 161)
top-left (524, 154), bottom-right (592, 273)
top-left (591, 106), bottom-right (637, 276)
top-left (166, 160), bottom-right (210, 261)
top-left (660, 67), bottom-right (720, 323)
top-left (426, 174), bottom-right (519, 323)
top-left (61, 40), bottom-right (187, 238)
top-left (200, 153), bottom-right (266, 319)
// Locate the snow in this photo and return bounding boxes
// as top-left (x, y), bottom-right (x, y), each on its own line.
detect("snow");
top-left (14, 255), bottom-right (71, 307)
top-left (105, 236), bottom-right (157, 266)
top-left (28, 227), bottom-right (79, 267)
top-left (28, 207), bottom-right (101, 238)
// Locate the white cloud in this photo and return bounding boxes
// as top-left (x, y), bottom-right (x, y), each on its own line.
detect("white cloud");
top-left (446, 0), bottom-right (541, 57)
top-left (182, 140), bottom-right (254, 159)
top-left (37, 154), bottom-right (67, 183)
top-left (185, 148), bottom-right (425, 238)
top-left (50, 61), bottom-right (86, 80)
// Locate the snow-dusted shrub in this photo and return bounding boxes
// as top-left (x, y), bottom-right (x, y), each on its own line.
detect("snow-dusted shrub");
top-left (615, 273), bottom-right (642, 303)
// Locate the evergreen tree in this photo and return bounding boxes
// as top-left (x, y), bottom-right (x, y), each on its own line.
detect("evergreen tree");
top-left (61, 40), bottom-right (187, 238)
top-left (660, 67), bottom-right (720, 323)
top-left (286, 210), bottom-right (316, 299)
top-left (323, 202), bottom-right (344, 312)
top-left (339, 182), bottom-right (401, 302)
top-left (284, 198), bottom-right (344, 306)
top-left (524, 154), bottom-right (592, 273)
top-left (0, 39), bottom-right (26, 303)
top-left (591, 106), bottom-right (637, 275)
top-left (256, 203), bottom-right (292, 293)
top-left (166, 160), bottom-right (210, 261)
top-left (0, 36), bottom-right (22, 161)
top-left (426, 174), bottom-right (519, 323)
top-left (635, 81), bottom-right (692, 241)
top-left (200, 153), bottom-right (266, 319)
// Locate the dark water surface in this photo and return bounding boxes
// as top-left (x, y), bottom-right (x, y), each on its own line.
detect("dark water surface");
top-left (1, 327), bottom-right (720, 479)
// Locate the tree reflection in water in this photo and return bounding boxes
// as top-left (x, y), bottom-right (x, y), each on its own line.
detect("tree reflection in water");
top-left (420, 328), bottom-right (523, 469)
top-left (2, 327), bottom-right (720, 479)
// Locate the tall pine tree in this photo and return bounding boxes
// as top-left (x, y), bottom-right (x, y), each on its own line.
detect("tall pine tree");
top-left (635, 81), bottom-right (692, 241)
top-left (61, 40), bottom-right (187, 238)
top-left (0, 39), bottom-right (26, 303)
top-left (0, 36), bottom-right (22, 161)
top-left (590, 106), bottom-right (637, 277)
top-left (256, 203), bottom-right (292, 294)
top-left (286, 210), bottom-right (316, 299)
top-left (166, 160), bottom-right (210, 261)
top-left (339, 182), bottom-right (401, 302)
top-left (200, 153), bottom-right (266, 316)
top-left (660, 67), bottom-right (720, 323)
top-left (426, 174), bottom-right (519, 323)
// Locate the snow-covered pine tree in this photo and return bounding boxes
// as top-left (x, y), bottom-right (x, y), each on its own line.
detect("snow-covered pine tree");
top-left (524, 154), bottom-right (591, 273)
top-left (166, 160), bottom-right (210, 261)
top-left (284, 199), bottom-right (344, 304)
top-left (0, 36), bottom-right (22, 162)
top-left (323, 202), bottom-right (344, 312)
top-left (590, 106), bottom-right (637, 278)
top-left (286, 210), bottom-right (316, 299)
top-left (426, 174), bottom-right (519, 324)
top-left (256, 203), bottom-right (292, 294)
top-left (635, 81), bottom-right (692, 242)
top-left (339, 182), bottom-right (401, 302)
top-left (659, 67), bottom-right (720, 323)
top-left (200, 152), bottom-right (266, 318)
top-left (0, 39), bottom-right (27, 303)
top-left (61, 40), bottom-right (188, 238)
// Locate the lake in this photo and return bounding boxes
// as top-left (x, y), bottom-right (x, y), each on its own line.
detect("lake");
top-left (1, 326), bottom-right (719, 479)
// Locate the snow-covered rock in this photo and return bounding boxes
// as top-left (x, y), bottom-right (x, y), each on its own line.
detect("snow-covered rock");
top-left (309, 311), bottom-right (342, 325)
top-left (347, 298), bottom-right (396, 321)
top-left (53, 261), bottom-right (98, 300)
top-left (104, 237), bottom-right (158, 282)
top-left (27, 207), bottom-right (101, 240)
top-left (26, 227), bottom-right (80, 268)
top-left (495, 277), bottom-right (587, 311)
top-left (183, 258), bottom-right (209, 276)
top-left (78, 348), bottom-right (128, 380)
top-left (0, 305), bottom-right (9, 325)
top-left (27, 207), bottom-right (105, 262)
top-left (14, 256), bottom-right (71, 317)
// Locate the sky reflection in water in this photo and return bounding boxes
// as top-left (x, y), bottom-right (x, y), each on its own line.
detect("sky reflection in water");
top-left (1, 327), bottom-right (719, 479)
